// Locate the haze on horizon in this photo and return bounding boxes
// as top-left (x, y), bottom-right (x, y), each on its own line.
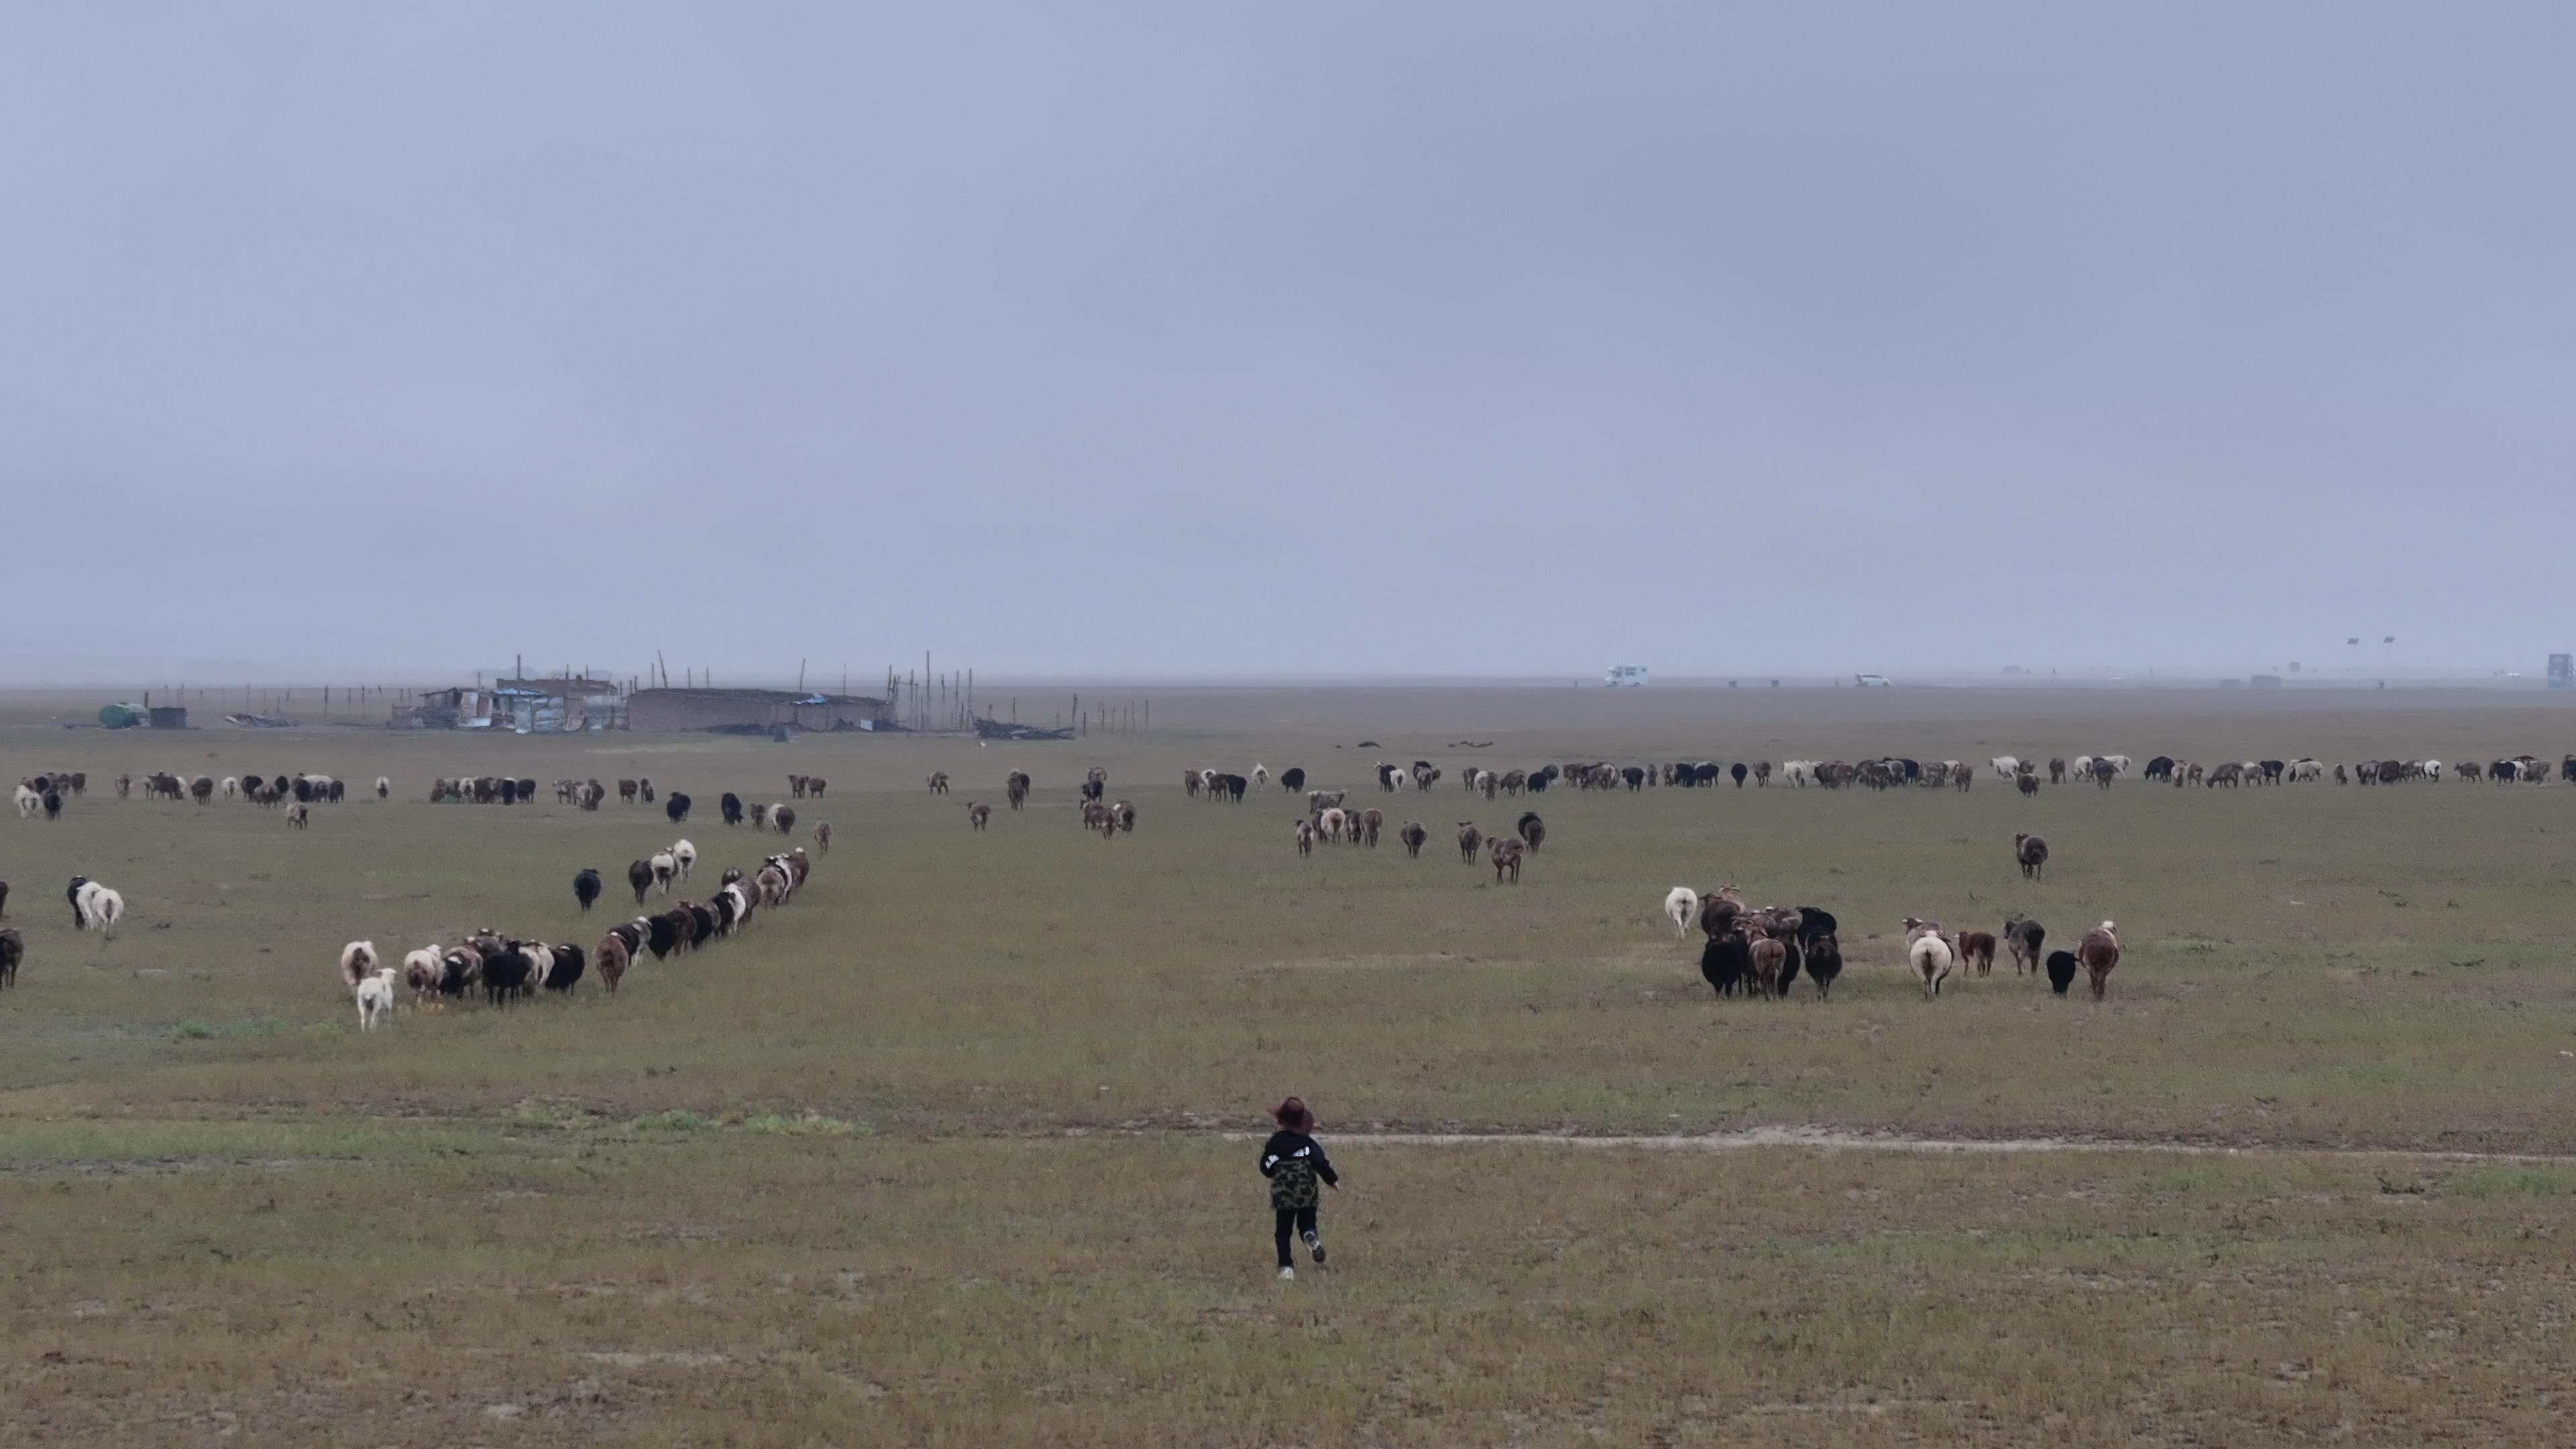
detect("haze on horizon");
top-left (5, 3), bottom-right (2570, 684)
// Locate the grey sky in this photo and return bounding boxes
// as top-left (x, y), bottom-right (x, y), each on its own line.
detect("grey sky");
top-left (6, 4), bottom-right (2570, 682)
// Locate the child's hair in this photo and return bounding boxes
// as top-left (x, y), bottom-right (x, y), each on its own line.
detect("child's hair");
top-left (1273, 1096), bottom-right (1311, 1132)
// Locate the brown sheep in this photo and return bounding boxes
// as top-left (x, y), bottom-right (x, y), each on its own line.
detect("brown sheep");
top-left (927, 772), bottom-right (949, 794)
top-left (1359, 808), bottom-right (1383, 848)
top-left (2079, 920), bottom-right (2121, 1000)
top-left (1748, 936), bottom-right (1787, 997)
top-left (1487, 835), bottom-right (1523, 883)
top-left (806, 777), bottom-right (827, 798)
top-left (190, 775), bottom-right (213, 805)
top-left (1456, 822), bottom-right (1483, 862)
top-left (1183, 769), bottom-right (1201, 798)
top-left (1957, 930), bottom-right (1998, 975)
top-left (1951, 761), bottom-right (1973, 790)
top-left (1398, 821), bottom-right (1427, 857)
top-left (1516, 812), bottom-right (1546, 851)
top-left (813, 820), bottom-right (832, 853)
top-left (2015, 833), bottom-right (2049, 881)
top-left (790, 774), bottom-right (810, 799)
top-left (595, 932), bottom-right (631, 994)
top-left (2047, 757), bottom-right (2066, 784)
top-left (618, 779), bottom-right (638, 803)
top-left (969, 802), bottom-right (991, 830)
top-left (773, 804), bottom-right (797, 836)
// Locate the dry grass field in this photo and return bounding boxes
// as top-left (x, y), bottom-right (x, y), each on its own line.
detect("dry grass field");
top-left (5, 684), bottom-right (2576, 1444)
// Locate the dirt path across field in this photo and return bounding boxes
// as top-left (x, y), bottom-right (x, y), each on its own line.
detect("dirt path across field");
top-left (1190, 1124), bottom-right (2576, 1166)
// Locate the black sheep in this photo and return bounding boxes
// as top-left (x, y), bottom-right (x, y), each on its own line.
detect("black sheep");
top-left (2045, 949), bottom-right (2079, 996)
top-left (1804, 934), bottom-right (1843, 999)
top-left (484, 949), bottom-right (533, 1006)
top-left (292, 777), bottom-right (314, 803)
top-left (720, 793), bottom-right (744, 826)
top-left (327, 779), bottom-right (345, 802)
top-left (271, 775), bottom-right (290, 796)
top-left (66, 875), bottom-right (89, 928)
top-left (608, 920), bottom-right (643, 957)
top-left (627, 859), bottom-right (655, 904)
top-left (42, 792), bottom-right (62, 821)
top-left (574, 868), bottom-right (602, 912)
top-left (645, 913), bottom-right (678, 959)
top-left (1796, 907), bottom-right (1839, 947)
top-left (1774, 935), bottom-right (1803, 997)
top-left (687, 904), bottom-right (717, 945)
top-left (499, 778), bottom-right (520, 805)
top-left (711, 892), bottom-right (738, 936)
top-left (1699, 932), bottom-right (1748, 998)
top-left (1525, 771), bottom-right (1550, 793)
top-left (1279, 767), bottom-right (1305, 793)
top-left (1730, 763), bottom-right (1747, 787)
top-left (665, 792), bottom-right (692, 824)
top-left (0, 926), bottom-right (21, 988)
top-left (544, 944), bottom-right (587, 993)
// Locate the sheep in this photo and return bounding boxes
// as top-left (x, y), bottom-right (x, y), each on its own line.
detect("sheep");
top-left (1398, 820), bottom-right (1427, 857)
top-left (11, 786), bottom-right (37, 818)
top-left (627, 859), bottom-right (655, 904)
top-left (1358, 807), bottom-right (1381, 847)
top-left (1456, 822), bottom-right (1483, 862)
top-left (483, 948), bottom-right (534, 1007)
top-left (2047, 757), bottom-right (2066, 784)
top-left (1748, 936), bottom-right (1788, 997)
top-left (439, 945), bottom-right (483, 999)
top-left (543, 943), bottom-right (588, 994)
top-left (574, 868), bottom-right (602, 912)
top-left (1957, 930), bottom-right (1998, 975)
top-left (42, 790), bottom-right (62, 821)
top-left (749, 802), bottom-right (770, 830)
top-left (1006, 773), bottom-right (1030, 810)
top-left (0, 928), bottom-right (21, 989)
top-left (651, 850), bottom-right (678, 896)
top-left (1905, 918), bottom-right (1954, 998)
top-left (672, 840), bottom-right (697, 880)
top-left (721, 793), bottom-right (745, 826)
top-left (1294, 820), bottom-right (1315, 856)
top-left (1782, 760), bottom-right (1813, 787)
top-left (1318, 806), bottom-right (1348, 841)
top-left (375, 775), bottom-right (390, 800)
top-left (2091, 759), bottom-right (2116, 789)
top-left (814, 821), bottom-right (832, 853)
top-left (220, 775), bottom-right (239, 800)
top-left (401, 947), bottom-right (443, 1005)
top-left (640, 777), bottom-right (655, 802)
top-left (284, 802), bottom-right (309, 828)
top-left (596, 931), bottom-right (631, 992)
top-left (1488, 835), bottom-right (1524, 883)
top-left (2015, 833), bottom-right (2048, 880)
top-left (83, 886), bottom-right (124, 940)
top-left (926, 771), bottom-right (951, 795)
top-left (338, 941), bottom-right (380, 991)
top-left (191, 775), bottom-right (213, 804)
top-left (1662, 886), bottom-right (1701, 936)
top-left (805, 777), bottom-right (828, 798)
top-left (2045, 949), bottom-right (2079, 995)
top-left (1279, 767), bottom-right (1306, 792)
top-left (1517, 812), bottom-right (1546, 851)
top-left (356, 968), bottom-right (396, 1030)
top-left (666, 792), bottom-right (693, 824)
top-left (0, 878), bottom-right (8, 918)
top-left (969, 802), bottom-right (991, 830)
top-left (1804, 933), bottom-right (1843, 999)
top-left (1990, 755), bottom-right (2021, 779)
top-left (773, 804), bottom-right (797, 836)
top-left (1754, 761), bottom-right (1772, 786)
top-left (645, 912), bottom-right (680, 959)
top-left (1699, 930), bottom-right (1748, 997)
top-left (2003, 916), bottom-right (2046, 974)
top-left (2078, 920), bottom-right (2120, 1000)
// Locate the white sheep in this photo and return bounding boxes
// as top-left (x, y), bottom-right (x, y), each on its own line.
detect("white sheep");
top-left (1907, 919), bottom-right (1953, 998)
top-left (1989, 755), bottom-right (2020, 779)
top-left (671, 839), bottom-right (696, 880)
top-left (1251, 765), bottom-right (1270, 786)
top-left (11, 786), bottom-right (38, 818)
top-left (83, 885), bottom-right (125, 940)
top-left (338, 940), bottom-right (380, 990)
top-left (221, 776), bottom-right (239, 799)
top-left (375, 775), bottom-right (391, 799)
top-left (1782, 761), bottom-right (1814, 787)
top-left (650, 850), bottom-right (678, 895)
top-left (356, 969), bottom-right (397, 1030)
top-left (1664, 886), bottom-right (1700, 936)
top-left (401, 947), bottom-right (444, 1004)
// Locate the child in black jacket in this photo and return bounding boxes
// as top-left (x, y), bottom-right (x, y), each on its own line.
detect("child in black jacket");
top-left (1258, 1096), bottom-right (1338, 1279)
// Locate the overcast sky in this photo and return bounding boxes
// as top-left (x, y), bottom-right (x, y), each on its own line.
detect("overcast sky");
top-left (5, 4), bottom-right (2570, 683)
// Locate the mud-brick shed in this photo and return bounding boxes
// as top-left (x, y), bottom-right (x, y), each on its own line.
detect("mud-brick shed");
top-left (625, 688), bottom-right (891, 733)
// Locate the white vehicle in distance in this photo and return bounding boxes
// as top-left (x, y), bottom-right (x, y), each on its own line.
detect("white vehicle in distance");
top-left (1605, 665), bottom-right (1650, 688)
top-left (1854, 674), bottom-right (1892, 688)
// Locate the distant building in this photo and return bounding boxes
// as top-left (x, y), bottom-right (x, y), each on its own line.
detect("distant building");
top-left (2551, 654), bottom-right (2573, 690)
top-left (625, 688), bottom-right (891, 733)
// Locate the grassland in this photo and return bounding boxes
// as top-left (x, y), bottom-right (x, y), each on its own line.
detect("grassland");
top-left (5, 685), bottom-right (2575, 1443)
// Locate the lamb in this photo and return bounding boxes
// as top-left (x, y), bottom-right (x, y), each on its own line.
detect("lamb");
top-left (338, 941), bottom-right (381, 991)
top-left (750, 802), bottom-right (769, 829)
top-left (574, 868), bottom-right (602, 912)
top-left (2015, 833), bottom-right (2048, 881)
top-left (1957, 930), bottom-right (1998, 975)
top-left (1904, 918), bottom-right (1953, 998)
top-left (1664, 886), bottom-right (1701, 936)
top-left (2078, 920), bottom-right (2121, 1000)
top-left (2045, 949), bottom-right (2080, 995)
top-left (220, 775), bottom-right (239, 800)
top-left (1398, 821), bottom-right (1427, 857)
top-left (627, 859), bottom-right (655, 904)
top-left (355, 968), bottom-right (396, 1030)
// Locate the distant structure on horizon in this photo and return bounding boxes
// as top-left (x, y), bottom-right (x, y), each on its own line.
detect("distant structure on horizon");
top-left (2550, 654), bottom-right (2572, 690)
top-left (1604, 665), bottom-right (1649, 688)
